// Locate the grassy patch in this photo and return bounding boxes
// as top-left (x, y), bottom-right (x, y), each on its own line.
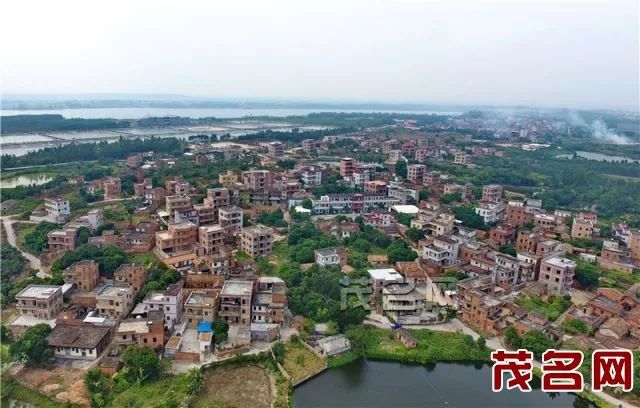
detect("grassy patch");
top-left (281, 342), bottom-right (326, 383)
top-left (514, 294), bottom-right (572, 322)
top-left (328, 351), bottom-right (360, 368)
top-left (347, 326), bottom-right (491, 364)
top-left (129, 251), bottom-right (157, 267)
top-left (191, 364), bottom-right (273, 408)
top-left (1, 377), bottom-right (64, 408)
top-left (111, 374), bottom-right (189, 408)
top-left (561, 317), bottom-right (592, 335)
top-left (600, 269), bottom-right (640, 290)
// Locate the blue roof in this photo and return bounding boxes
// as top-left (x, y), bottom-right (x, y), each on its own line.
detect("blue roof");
top-left (197, 321), bottom-right (213, 333)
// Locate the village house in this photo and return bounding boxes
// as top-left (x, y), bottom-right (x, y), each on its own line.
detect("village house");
top-left (240, 225), bottom-right (274, 259)
top-left (95, 283), bottom-right (134, 320)
top-left (15, 285), bottom-right (64, 320)
top-left (114, 263), bottom-right (148, 296)
top-left (47, 324), bottom-right (112, 360)
top-left (251, 276), bottom-right (287, 325)
top-left (63, 260), bottom-right (100, 292)
top-left (115, 310), bottom-right (165, 353)
top-left (184, 290), bottom-right (219, 327)
top-left (219, 280), bottom-right (253, 326)
top-left (142, 280), bottom-right (185, 330)
top-left (314, 247), bottom-right (347, 267)
top-left (395, 327), bottom-right (417, 348)
top-left (538, 256), bottom-right (576, 294)
top-left (48, 228), bottom-right (77, 252)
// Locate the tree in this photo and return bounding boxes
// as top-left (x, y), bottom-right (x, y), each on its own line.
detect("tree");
top-left (387, 240), bottom-right (417, 263)
top-left (419, 190), bottom-right (429, 201)
top-left (405, 228), bottom-right (425, 242)
top-left (453, 206), bottom-right (485, 230)
top-left (272, 342), bottom-right (285, 363)
top-left (23, 222), bottom-right (59, 254)
top-left (185, 368), bottom-right (204, 395)
top-left (395, 160), bottom-right (407, 179)
top-left (121, 345), bottom-right (165, 384)
top-left (574, 260), bottom-right (600, 290)
top-left (522, 330), bottom-right (555, 359)
top-left (395, 213), bottom-right (413, 226)
top-left (301, 199), bottom-right (313, 209)
top-left (499, 244), bottom-right (517, 257)
top-left (9, 323), bottom-right (53, 367)
top-left (476, 337), bottom-right (487, 350)
top-left (441, 192), bottom-right (462, 204)
top-left (76, 227), bottom-right (91, 245)
top-left (504, 326), bottom-right (522, 350)
top-left (1, 324), bottom-right (12, 343)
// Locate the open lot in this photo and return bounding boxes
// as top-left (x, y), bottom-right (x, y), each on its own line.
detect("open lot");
top-left (281, 342), bottom-right (326, 384)
top-left (191, 364), bottom-right (273, 408)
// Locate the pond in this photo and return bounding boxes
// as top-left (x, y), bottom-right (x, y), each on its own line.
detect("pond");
top-left (0, 174), bottom-right (53, 188)
top-left (293, 359), bottom-right (591, 407)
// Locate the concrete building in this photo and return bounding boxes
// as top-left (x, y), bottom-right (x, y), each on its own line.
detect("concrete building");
top-left (95, 284), bottom-right (134, 320)
top-left (240, 225), bottom-right (274, 259)
top-left (16, 285), bottom-right (64, 320)
top-left (482, 184), bottom-right (503, 203)
top-left (44, 198), bottom-right (71, 222)
top-left (457, 277), bottom-right (505, 335)
top-left (364, 180), bottom-right (388, 195)
top-left (302, 139), bottom-right (317, 155)
top-left (423, 236), bottom-right (460, 266)
top-left (268, 142), bottom-right (284, 157)
top-left (184, 290), bottom-right (219, 327)
top-left (252, 277), bottom-right (286, 325)
top-left (314, 247), bottom-right (346, 267)
top-left (63, 260), bottom-right (99, 292)
top-left (166, 195), bottom-right (192, 221)
top-left (218, 170), bottom-right (238, 186)
top-left (156, 222), bottom-right (198, 255)
top-left (407, 164), bottom-right (426, 184)
top-left (113, 263), bottom-right (148, 297)
top-left (242, 170), bottom-right (272, 192)
top-left (219, 206), bottom-right (243, 235)
top-left (538, 256), bottom-right (576, 293)
top-left (115, 310), bottom-right (165, 352)
top-left (475, 202), bottom-right (504, 224)
top-left (142, 280), bottom-right (185, 329)
top-left (571, 218), bottom-right (594, 239)
top-left (102, 177), bottom-right (122, 200)
top-left (368, 268), bottom-right (404, 294)
top-left (220, 280), bottom-right (253, 326)
top-left (340, 158), bottom-right (356, 178)
top-left (48, 228), bottom-right (77, 252)
top-left (203, 187), bottom-right (231, 214)
top-left (194, 203), bottom-right (216, 226)
top-left (199, 225), bottom-right (225, 255)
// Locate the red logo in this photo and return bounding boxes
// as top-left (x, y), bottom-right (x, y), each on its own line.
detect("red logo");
top-left (491, 349), bottom-right (533, 392)
top-left (592, 350), bottom-right (634, 392)
top-left (541, 350), bottom-right (584, 392)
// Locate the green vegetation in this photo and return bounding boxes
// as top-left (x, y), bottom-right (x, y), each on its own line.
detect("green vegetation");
top-left (1, 377), bottom-right (64, 408)
top-left (562, 318), bottom-right (592, 335)
top-left (23, 221), bottom-right (58, 254)
top-left (453, 205), bottom-right (486, 230)
top-left (514, 293), bottom-right (572, 322)
top-left (51, 244), bottom-right (127, 278)
top-left (257, 209), bottom-right (288, 228)
top-left (1, 114), bottom-right (124, 134)
top-left (327, 351), bottom-right (360, 368)
top-left (386, 239), bottom-right (417, 263)
top-left (9, 323), bottom-right (53, 367)
top-left (281, 341), bottom-right (326, 383)
top-left (2, 137), bottom-right (183, 169)
top-left (346, 326), bottom-right (491, 364)
top-left (503, 327), bottom-right (556, 359)
top-left (0, 244), bottom-right (25, 306)
top-left (137, 263), bottom-right (180, 301)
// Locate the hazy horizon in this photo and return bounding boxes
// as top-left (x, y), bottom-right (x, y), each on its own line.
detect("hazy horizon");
top-left (2, 0), bottom-right (638, 111)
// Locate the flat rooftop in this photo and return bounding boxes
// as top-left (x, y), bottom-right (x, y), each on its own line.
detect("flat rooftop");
top-left (221, 280), bottom-right (254, 297)
top-left (368, 268), bottom-right (402, 281)
top-left (16, 285), bottom-right (61, 299)
top-left (543, 256), bottom-right (576, 269)
top-left (96, 284), bottom-right (131, 297)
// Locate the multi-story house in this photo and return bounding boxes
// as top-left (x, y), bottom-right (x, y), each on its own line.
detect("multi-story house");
top-left (194, 203), bottom-right (216, 226)
top-left (155, 222), bottom-right (198, 255)
top-left (203, 188), bottom-right (231, 215)
top-left (242, 170), bottom-right (272, 192)
top-left (16, 285), bottom-right (63, 320)
top-left (114, 263), bottom-right (148, 297)
top-left (184, 290), bottom-right (219, 327)
top-left (48, 228), bottom-right (77, 252)
top-left (252, 277), bottom-right (286, 325)
top-left (475, 201), bottom-right (504, 224)
top-left (115, 310), bottom-right (165, 353)
top-left (302, 139), bottom-right (317, 155)
top-left (219, 206), bottom-right (243, 235)
top-left (166, 195), bottom-right (192, 222)
top-left (364, 180), bottom-right (388, 195)
top-left (63, 260), bottom-right (99, 292)
top-left (340, 157), bottom-right (356, 178)
top-left (44, 198), bottom-right (71, 222)
top-left (423, 236), bottom-right (460, 266)
top-left (407, 164), bottom-right (426, 184)
top-left (95, 283), bottom-right (134, 320)
top-left (142, 280), bottom-right (185, 329)
top-left (457, 277), bottom-right (505, 335)
top-left (219, 280), bottom-right (253, 326)
top-left (538, 256), bottom-right (576, 293)
top-left (571, 218), bottom-right (594, 239)
top-left (199, 225), bottom-right (225, 255)
top-left (240, 225), bottom-right (273, 259)
top-left (218, 170), bottom-right (238, 186)
top-left (481, 184), bottom-right (503, 203)
top-left (311, 194), bottom-right (399, 215)
top-left (506, 201), bottom-right (533, 227)
top-left (102, 176), bottom-right (122, 200)
top-left (268, 142), bottom-right (284, 157)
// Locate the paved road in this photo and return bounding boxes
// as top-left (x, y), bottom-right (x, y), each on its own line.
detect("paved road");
top-left (1, 215), bottom-right (50, 278)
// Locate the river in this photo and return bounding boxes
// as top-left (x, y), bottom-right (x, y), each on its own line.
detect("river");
top-left (293, 359), bottom-right (590, 407)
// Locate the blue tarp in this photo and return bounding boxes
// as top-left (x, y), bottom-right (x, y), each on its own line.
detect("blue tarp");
top-left (197, 321), bottom-right (213, 333)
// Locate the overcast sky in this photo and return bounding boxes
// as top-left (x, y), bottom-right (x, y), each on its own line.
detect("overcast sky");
top-left (1, 0), bottom-right (638, 110)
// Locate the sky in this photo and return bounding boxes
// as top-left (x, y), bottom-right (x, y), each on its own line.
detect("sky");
top-left (1, 0), bottom-right (638, 111)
